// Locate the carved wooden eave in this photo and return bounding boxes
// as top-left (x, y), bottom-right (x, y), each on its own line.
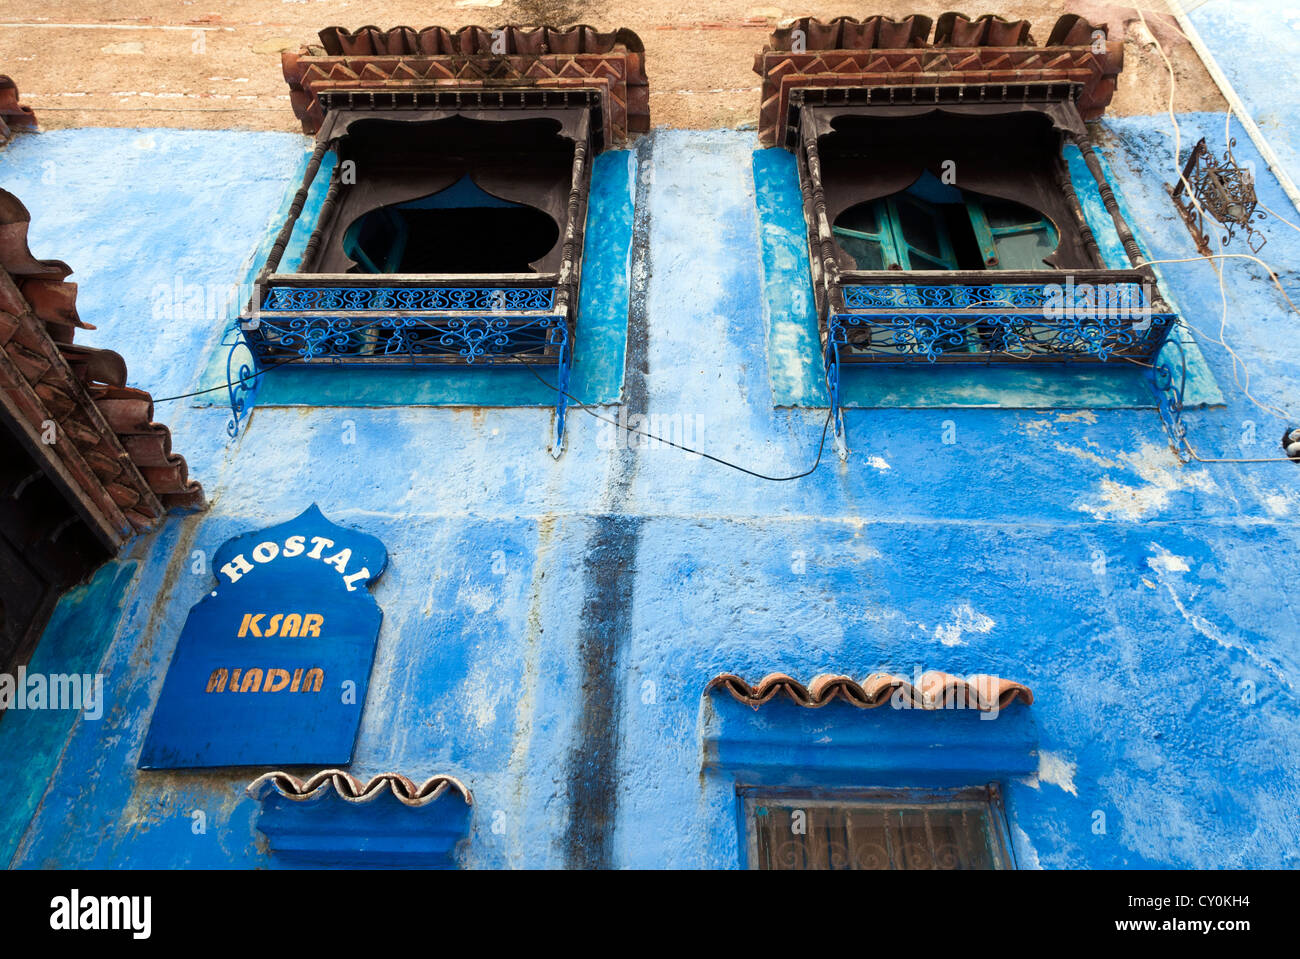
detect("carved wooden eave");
top-left (280, 24), bottom-right (649, 148)
top-left (753, 12), bottom-right (1123, 147)
top-left (0, 189), bottom-right (204, 551)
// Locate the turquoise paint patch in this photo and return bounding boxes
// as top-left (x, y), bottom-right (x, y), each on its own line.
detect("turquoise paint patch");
top-left (243, 149), bottom-right (634, 408)
top-left (754, 147), bottom-right (1222, 409)
top-left (1065, 144), bottom-right (1128, 270)
top-left (0, 561), bottom-right (138, 867)
top-left (753, 148), bottom-right (829, 406)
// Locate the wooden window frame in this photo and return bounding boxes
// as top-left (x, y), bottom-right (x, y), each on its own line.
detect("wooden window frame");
top-left (737, 784), bottom-right (1015, 870)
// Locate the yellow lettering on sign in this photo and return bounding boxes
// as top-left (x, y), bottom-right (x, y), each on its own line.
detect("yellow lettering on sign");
top-left (235, 612), bottom-right (325, 637)
top-left (205, 666), bottom-right (325, 693)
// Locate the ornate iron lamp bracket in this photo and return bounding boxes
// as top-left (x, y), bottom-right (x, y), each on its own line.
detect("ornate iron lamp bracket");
top-left (1168, 137), bottom-right (1266, 256)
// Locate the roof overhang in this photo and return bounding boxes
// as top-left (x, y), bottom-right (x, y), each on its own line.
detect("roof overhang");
top-left (754, 13), bottom-right (1122, 147)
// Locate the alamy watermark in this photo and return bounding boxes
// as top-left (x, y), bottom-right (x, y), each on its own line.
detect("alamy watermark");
top-left (595, 408), bottom-right (706, 452)
top-left (0, 667), bottom-right (104, 719)
top-left (1042, 276), bottom-right (1155, 328)
top-left (889, 666), bottom-right (1014, 720)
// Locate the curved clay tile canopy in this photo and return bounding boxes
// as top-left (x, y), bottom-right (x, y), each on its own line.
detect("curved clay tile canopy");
top-left (707, 671), bottom-right (1034, 711)
top-left (248, 769), bottom-right (473, 807)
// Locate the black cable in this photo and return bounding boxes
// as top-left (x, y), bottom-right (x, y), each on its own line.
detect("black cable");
top-left (150, 353), bottom-right (303, 403)
top-left (151, 348), bottom-right (834, 480)
top-left (511, 355), bottom-right (833, 482)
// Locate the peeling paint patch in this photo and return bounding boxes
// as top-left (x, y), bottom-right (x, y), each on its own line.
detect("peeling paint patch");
top-left (458, 583), bottom-right (496, 615)
top-left (865, 455), bottom-right (891, 472)
top-left (1146, 544), bottom-right (1191, 573)
top-left (1260, 492), bottom-right (1294, 517)
top-left (1055, 410), bottom-right (1098, 424)
top-left (1055, 442), bottom-right (1119, 469)
top-left (1037, 751), bottom-right (1079, 796)
top-left (1073, 442), bottom-right (1219, 521)
top-left (1012, 824), bottom-right (1043, 869)
top-left (1160, 579), bottom-right (1295, 694)
top-left (933, 603), bottom-right (995, 647)
top-left (459, 665), bottom-right (505, 731)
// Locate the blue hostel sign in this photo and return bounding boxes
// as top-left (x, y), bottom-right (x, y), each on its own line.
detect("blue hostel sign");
top-left (139, 504), bottom-right (387, 769)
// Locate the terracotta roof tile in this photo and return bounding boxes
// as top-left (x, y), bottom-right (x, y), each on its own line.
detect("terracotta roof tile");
top-left (753, 12), bottom-right (1123, 146)
top-left (247, 769), bottom-right (473, 807)
top-left (707, 671), bottom-right (1033, 711)
top-left (0, 75), bottom-right (36, 144)
top-left (0, 189), bottom-right (204, 546)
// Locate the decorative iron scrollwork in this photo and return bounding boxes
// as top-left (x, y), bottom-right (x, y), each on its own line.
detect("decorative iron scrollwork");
top-left (1169, 137), bottom-right (1266, 256)
top-left (829, 310), bottom-right (1175, 363)
top-left (1149, 337), bottom-right (1189, 463)
top-left (224, 322), bottom-right (259, 438)
top-left (235, 309), bottom-right (574, 454)
top-left (262, 285), bottom-right (555, 312)
top-left (823, 278), bottom-right (1180, 460)
top-left (244, 313), bottom-right (565, 365)
top-left (843, 282), bottom-right (1147, 311)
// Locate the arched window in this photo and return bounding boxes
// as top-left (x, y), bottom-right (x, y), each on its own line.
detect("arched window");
top-left (342, 175), bottom-right (560, 275)
top-left (832, 171), bottom-right (1059, 272)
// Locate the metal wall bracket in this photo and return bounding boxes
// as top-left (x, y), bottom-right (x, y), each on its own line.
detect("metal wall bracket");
top-left (1168, 137), bottom-right (1266, 257)
top-left (1148, 337), bottom-right (1190, 463)
top-left (224, 322), bottom-right (260, 439)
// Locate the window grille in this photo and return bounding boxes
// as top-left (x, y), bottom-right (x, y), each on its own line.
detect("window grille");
top-left (742, 786), bottom-right (1013, 870)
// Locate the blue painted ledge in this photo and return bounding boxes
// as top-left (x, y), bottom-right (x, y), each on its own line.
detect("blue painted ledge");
top-left (703, 696), bottom-right (1038, 788)
top-left (253, 792), bottom-right (473, 868)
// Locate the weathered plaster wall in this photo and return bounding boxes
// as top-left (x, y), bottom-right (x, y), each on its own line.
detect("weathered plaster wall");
top-left (1, 111), bottom-right (1298, 868)
top-left (1186, 0), bottom-right (1300, 207)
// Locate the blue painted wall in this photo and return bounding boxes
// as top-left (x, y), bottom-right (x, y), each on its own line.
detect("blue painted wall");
top-left (1, 109), bottom-right (1298, 868)
top-left (1187, 0), bottom-right (1300, 203)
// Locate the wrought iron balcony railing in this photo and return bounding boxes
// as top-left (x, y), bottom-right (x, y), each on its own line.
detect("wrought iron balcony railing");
top-left (820, 269), bottom-right (1179, 453)
top-left (243, 274), bottom-right (568, 367)
top-left (828, 270), bottom-right (1175, 365)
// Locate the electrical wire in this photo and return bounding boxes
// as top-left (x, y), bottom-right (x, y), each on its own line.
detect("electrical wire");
top-left (150, 352), bottom-right (301, 403)
top-left (154, 346), bottom-right (836, 480)
top-left (510, 355), bottom-right (834, 481)
top-left (1133, 4), bottom-right (1299, 463)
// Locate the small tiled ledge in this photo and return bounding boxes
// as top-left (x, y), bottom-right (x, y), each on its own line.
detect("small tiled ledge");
top-left (247, 770), bottom-right (473, 869)
top-left (702, 670), bottom-right (1039, 786)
